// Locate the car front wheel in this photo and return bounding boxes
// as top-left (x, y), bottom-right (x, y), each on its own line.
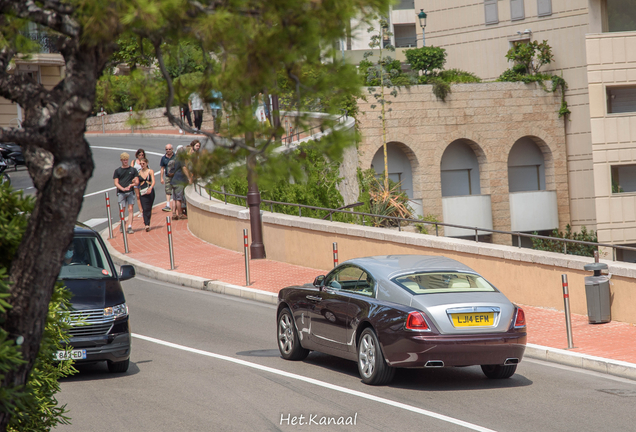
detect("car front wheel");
top-left (357, 328), bottom-right (395, 385)
top-left (277, 308), bottom-right (309, 361)
top-left (481, 364), bottom-right (517, 379)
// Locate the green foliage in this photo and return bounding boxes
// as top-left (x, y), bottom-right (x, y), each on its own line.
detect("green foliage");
top-left (436, 69), bottom-right (481, 83)
top-left (497, 40), bottom-right (570, 119)
top-left (110, 34), bottom-right (155, 70)
top-left (206, 143), bottom-right (347, 220)
top-left (431, 78), bottom-right (451, 102)
top-left (531, 225), bottom-right (598, 257)
top-left (404, 46), bottom-right (447, 76)
top-left (94, 71), bottom-right (167, 114)
top-left (0, 183), bottom-right (76, 431)
top-left (417, 68), bottom-right (481, 102)
top-left (505, 40), bottom-right (553, 74)
top-left (415, 214), bottom-right (441, 235)
top-left (357, 168), bottom-right (413, 227)
top-left (162, 41), bottom-right (207, 79)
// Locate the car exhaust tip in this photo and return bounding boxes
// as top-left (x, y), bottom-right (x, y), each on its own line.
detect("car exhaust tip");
top-left (504, 358), bottom-right (519, 365)
top-left (425, 360), bottom-right (444, 368)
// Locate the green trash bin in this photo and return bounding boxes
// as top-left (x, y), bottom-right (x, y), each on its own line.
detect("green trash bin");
top-left (583, 262), bottom-right (611, 324)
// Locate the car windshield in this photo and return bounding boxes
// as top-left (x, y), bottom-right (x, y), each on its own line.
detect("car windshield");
top-left (58, 236), bottom-right (114, 279)
top-left (393, 272), bottom-right (497, 294)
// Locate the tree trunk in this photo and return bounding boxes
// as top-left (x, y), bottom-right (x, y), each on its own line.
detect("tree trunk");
top-left (0, 40), bottom-right (106, 430)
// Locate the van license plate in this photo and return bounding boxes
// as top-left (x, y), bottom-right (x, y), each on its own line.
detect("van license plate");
top-left (55, 349), bottom-right (86, 361)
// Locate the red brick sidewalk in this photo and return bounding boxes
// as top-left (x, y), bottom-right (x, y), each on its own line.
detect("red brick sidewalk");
top-left (106, 204), bottom-right (636, 365)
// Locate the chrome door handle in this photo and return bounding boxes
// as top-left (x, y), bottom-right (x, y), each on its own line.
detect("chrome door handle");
top-left (306, 295), bottom-right (322, 302)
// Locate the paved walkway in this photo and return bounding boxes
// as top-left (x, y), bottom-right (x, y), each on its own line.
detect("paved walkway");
top-left (105, 203), bottom-right (636, 375)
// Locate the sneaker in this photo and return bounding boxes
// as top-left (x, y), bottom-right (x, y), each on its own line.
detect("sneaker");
top-left (162, 206), bottom-right (171, 212)
top-left (127, 227), bottom-right (134, 234)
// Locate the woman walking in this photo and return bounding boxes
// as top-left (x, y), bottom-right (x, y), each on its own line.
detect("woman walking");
top-left (138, 158), bottom-right (156, 231)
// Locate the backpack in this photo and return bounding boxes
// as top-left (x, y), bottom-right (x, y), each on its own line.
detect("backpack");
top-left (166, 159), bottom-right (177, 178)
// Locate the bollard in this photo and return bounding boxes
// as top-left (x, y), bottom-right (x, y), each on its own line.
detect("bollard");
top-left (561, 274), bottom-right (575, 349)
top-left (129, 106), bottom-right (133, 134)
top-left (119, 204), bottom-right (129, 254)
top-left (101, 107), bottom-right (105, 134)
top-left (226, 113), bottom-right (230, 130)
top-left (166, 216), bottom-right (175, 270)
top-left (243, 229), bottom-right (250, 286)
top-left (105, 192), bottom-right (113, 239)
top-left (332, 242), bottom-right (339, 268)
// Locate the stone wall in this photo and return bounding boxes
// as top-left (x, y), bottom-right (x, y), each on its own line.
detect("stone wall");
top-left (356, 82), bottom-right (570, 245)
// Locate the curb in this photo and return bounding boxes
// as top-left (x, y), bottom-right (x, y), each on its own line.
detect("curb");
top-left (100, 225), bottom-right (636, 381)
top-left (101, 226), bottom-right (278, 306)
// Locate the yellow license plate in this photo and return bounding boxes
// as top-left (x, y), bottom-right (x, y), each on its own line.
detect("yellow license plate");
top-left (451, 312), bottom-right (494, 327)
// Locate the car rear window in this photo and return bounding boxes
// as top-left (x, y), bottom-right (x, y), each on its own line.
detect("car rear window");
top-left (58, 236), bottom-right (114, 279)
top-left (392, 272), bottom-right (497, 294)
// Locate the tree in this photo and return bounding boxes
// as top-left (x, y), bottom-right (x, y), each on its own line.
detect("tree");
top-left (404, 46), bottom-right (447, 77)
top-left (0, 1), bottom-right (389, 428)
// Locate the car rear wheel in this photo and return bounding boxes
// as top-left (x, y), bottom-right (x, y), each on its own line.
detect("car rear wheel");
top-left (277, 308), bottom-right (309, 361)
top-left (107, 358), bottom-right (129, 373)
top-left (481, 364), bottom-right (517, 379)
top-left (357, 328), bottom-right (395, 385)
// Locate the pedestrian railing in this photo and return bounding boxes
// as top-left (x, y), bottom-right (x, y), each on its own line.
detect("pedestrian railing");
top-left (193, 184), bottom-right (636, 262)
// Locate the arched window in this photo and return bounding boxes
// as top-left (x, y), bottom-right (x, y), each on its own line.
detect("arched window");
top-left (508, 137), bottom-right (545, 192)
top-left (440, 140), bottom-right (481, 197)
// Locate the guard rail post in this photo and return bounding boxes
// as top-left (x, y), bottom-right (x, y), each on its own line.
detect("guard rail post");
top-left (119, 204), bottom-right (129, 253)
top-left (167, 216), bottom-right (175, 270)
top-left (243, 229), bottom-right (251, 286)
top-left (105, 192), bottom-right (113, 239)
top-left (333, 242), bottom-right (339, 268)
top-left (561, 274), bottom-right (575, 349)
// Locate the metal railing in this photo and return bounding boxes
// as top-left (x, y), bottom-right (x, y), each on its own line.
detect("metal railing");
top-left (24, 32), bottom-right (61, 54)
top-left (394, 36), bottom-right (418, 48)
top-left (194, 186), bottom-right (636, 262)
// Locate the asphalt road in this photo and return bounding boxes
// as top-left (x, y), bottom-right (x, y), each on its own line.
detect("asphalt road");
top-left (55, 275), bottom-right (636, 432)
top-left (9, 134), bottom-right (204, 231)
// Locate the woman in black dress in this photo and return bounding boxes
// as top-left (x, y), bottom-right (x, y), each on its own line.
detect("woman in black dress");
top-left (137, 158), bottom-right (156, 231)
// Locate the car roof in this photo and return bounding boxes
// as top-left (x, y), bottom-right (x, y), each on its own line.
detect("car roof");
top-left (343, 255), bottom-right (477, 281)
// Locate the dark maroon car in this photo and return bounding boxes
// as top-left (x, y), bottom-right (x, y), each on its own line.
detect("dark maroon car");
top-left (277, 255), bottom-right (527, 385)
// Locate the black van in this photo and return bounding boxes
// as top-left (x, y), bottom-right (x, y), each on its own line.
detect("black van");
top-left (57, 223), bottom-right (135, 372)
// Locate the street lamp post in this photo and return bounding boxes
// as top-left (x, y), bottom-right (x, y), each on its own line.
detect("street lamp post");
top-left (418, 9), bottom-right (427, 47)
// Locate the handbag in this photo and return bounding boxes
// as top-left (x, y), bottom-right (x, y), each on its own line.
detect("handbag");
top-left (139, 186), bottom-right (150, 195)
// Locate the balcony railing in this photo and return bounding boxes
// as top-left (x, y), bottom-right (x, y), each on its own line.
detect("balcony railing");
top-left (394, 36), bottom-right (417, 48)
top-left (442, 195), bottom-right (493, 237)
top-left (509, 190), bottom-right (558, 232)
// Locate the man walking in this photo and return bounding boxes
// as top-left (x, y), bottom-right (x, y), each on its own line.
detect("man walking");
top-left (113, 152), bottom-right (139, 234)
top-left (160, 143), bottom-right (175, 212)
top-left (189, 92), bottom-right (204, 132)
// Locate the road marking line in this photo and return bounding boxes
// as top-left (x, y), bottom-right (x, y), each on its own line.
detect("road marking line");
top-left (89, 145), bottom-right (164, 157)
top-left (132, 333), bottom-right (497, 432)
top-left (83, 218), bottom-right (108, 227)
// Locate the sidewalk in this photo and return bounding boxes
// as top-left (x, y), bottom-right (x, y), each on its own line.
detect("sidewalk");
top-left (103, 204), bottom-right (636, 381)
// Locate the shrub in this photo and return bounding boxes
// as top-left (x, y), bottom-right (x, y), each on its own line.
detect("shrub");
top-left (531, 224), bottom-right (598, 257)
top-left (0, 183), bottom-right (76, 431)
top-left (404, 46), bottom-right (447, 76)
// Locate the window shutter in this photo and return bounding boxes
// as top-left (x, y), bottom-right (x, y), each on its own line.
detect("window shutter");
top-left (537, 0), bottom-right (552, 17)
top-left (485, 0), bottom-right (499, 25)
top-left (511, 0), bottom-right (525, 21)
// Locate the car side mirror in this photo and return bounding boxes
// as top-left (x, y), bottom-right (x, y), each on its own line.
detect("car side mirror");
top-left (119, 265), bottom-right (136, 281)
top-left (313, 275), bottom-right (325, 287)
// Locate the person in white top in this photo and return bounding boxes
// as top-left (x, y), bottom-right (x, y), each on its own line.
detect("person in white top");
top-left (189, 92), bottom-right (204, 132)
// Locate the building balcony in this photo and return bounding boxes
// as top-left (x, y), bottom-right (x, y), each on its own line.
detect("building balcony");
top-left (509, 190), bottom-right (559, 232)
top-left (442, 194), bottom-right (493, 237)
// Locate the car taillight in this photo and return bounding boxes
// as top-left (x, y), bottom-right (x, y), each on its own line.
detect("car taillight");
top-left (514, 307), bottom-right (526, 328)
top-left (406, 311), bottom-right (430, 331)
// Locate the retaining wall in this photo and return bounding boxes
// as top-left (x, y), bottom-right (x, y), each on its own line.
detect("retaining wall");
top-left (186, 186), bottom-right (636, 325)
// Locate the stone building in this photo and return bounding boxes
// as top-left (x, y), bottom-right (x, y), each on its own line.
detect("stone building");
top-left (346, 0), bottom-right (636, 257)
top-left (357, 82), bottom-right (569, 245)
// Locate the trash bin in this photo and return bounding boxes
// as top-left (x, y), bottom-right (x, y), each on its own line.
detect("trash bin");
top-left (583, 262), bottom-right (611, 324)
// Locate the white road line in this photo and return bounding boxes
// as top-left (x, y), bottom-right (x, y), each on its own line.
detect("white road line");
top-left (133, 333), bottom-right (497, 432)
top-left (89, 146), bottom-right (164, 157)
top-left (83, 218), bottom-right (108, 227)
